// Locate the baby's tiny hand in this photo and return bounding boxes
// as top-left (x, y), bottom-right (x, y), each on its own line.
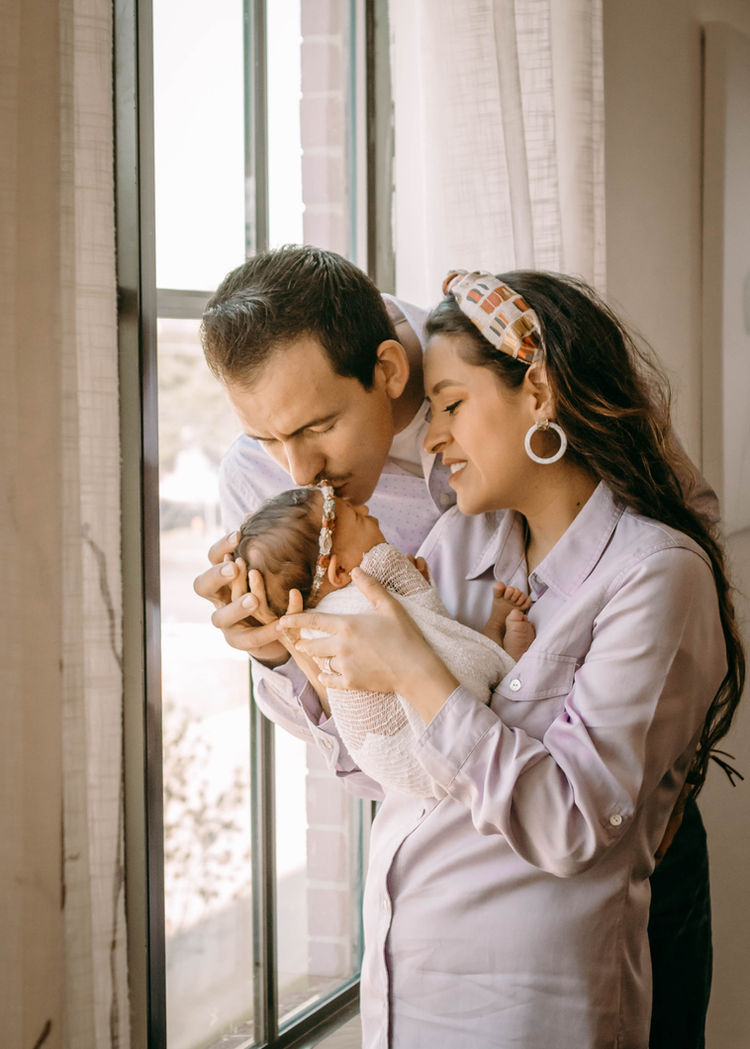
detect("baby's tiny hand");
top-left (407, 554), bottom-right (430, 582)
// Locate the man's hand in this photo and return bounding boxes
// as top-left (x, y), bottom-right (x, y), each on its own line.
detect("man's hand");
top-left (192, 531), bottom-right (289, 666)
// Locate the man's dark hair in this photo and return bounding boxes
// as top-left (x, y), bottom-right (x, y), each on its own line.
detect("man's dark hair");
top-left (200, 244), bottom-right (396, 388)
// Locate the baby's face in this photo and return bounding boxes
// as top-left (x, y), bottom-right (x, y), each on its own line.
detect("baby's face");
top-left (330, 498), bottom-right (386, 571)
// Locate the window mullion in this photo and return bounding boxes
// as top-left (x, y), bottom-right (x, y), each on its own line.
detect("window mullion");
top-left (244, 1), bottom-right (276, 1043)
top-left (250, 684), bottom-right (279, 1045)
top-left (365, 0), bottom-right (394, 290)
top-left (115, 0), bottom-right (168, 1043)
top-left (155, 289), bottom-right (212, 320)
top-left (244, 0), bottom-right (269, 257)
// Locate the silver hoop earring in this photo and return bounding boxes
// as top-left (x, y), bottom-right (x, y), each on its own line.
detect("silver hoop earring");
top-left (524, 419), bottom-right (567, 465)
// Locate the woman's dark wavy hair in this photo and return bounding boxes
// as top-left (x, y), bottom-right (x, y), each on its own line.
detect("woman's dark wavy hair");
top-left (426, 270), bottom-right (745, 798)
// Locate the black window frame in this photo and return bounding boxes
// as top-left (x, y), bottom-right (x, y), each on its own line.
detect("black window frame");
top-left (115, 1), bottom-right (392, 1046)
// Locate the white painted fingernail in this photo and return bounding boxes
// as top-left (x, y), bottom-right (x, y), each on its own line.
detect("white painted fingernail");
top-left (221, 563), bottom-right (235, 577)
top-left (242, 595), bottom-right (256, 609)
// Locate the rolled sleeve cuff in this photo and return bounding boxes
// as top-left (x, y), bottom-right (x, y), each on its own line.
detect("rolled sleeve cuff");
top-left (416, 685), bottom-right (498, 789)
top-left (251, 657), bottom-right (381, 796)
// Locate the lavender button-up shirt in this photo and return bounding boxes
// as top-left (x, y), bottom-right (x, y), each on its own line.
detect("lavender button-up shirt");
top-left (357, 483), bottom-right (726, 1049)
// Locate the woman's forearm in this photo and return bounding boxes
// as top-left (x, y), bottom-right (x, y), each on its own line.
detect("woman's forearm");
top-left (395, 651), bottom-right (459, 726)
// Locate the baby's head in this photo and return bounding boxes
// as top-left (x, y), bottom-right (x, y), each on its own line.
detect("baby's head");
top-left (234, 483), bottom-right (386, 617)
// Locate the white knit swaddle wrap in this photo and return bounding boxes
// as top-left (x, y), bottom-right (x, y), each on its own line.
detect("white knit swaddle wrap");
top-left (307, 543), bottom-right (513, 797)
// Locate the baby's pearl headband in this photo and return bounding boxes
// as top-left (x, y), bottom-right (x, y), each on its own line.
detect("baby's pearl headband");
top-left (310, 480), bottom-right (336, 599)
top-left (443, 270), bottom-right (544, 364)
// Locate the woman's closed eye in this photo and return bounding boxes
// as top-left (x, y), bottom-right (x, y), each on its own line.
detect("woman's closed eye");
top-left (443, 400), bottom-right (462, 416)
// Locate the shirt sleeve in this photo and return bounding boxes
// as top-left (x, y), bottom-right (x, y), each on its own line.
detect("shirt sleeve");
top-left (217, 434), bottom-right (293, 532)
top-left (251, 656), bottom-right (384, 801)
top-left (414, 545), bottom-right (726, 877)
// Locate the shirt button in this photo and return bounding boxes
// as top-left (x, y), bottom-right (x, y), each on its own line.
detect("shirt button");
top-left (417, 808), bottom-right (425, 820)
top-left (609, 813), bottom-right (623, 827)
top-left (439, 492), bottom-right (452, 507)
top-left (509, 678), bottom-right (522, 692)
top-left (321, 738), bottom-right (333, 750)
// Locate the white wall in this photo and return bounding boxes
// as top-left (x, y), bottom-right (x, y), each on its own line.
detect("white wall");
top-left (603, 3), bottom-right (750, 1046)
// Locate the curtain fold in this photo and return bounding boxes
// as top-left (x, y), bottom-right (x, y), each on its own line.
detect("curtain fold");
top-left (0, 0), bottom-right (128, 1044)
top-left (61, 2), bottom-right (129, 1044)
top-left (390, 0), bottom-right (605, 306)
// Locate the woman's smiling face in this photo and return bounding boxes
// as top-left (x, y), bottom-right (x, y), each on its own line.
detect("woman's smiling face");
top-left (423, 332), bottom-right (535, 515)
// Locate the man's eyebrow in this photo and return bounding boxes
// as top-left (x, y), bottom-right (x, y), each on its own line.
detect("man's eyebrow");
top-left (245, 411), bottom-right (339, 442)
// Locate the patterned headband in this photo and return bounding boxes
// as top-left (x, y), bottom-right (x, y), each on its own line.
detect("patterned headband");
top-left (310, 481), bottom-right (337, 599)
top-left (442, 270), bottom-right (543, 364)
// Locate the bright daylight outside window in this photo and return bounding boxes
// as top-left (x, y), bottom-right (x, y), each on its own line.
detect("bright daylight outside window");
top-left (151, 1), bottom-right (369, 1045)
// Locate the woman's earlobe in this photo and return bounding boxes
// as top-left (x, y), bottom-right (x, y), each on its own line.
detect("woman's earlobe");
top-left (327, 555), bottom-right (352, 590)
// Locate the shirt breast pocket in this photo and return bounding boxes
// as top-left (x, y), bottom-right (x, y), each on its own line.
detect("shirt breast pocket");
top-left (492, 650), bottom-right (579, 738)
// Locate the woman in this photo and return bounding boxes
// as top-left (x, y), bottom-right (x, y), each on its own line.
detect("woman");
top-left (280, 270), bottom-right (744, 1049)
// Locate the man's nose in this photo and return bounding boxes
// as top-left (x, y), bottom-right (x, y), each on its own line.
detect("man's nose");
top-left (286, 443), bottom-right (325, 487)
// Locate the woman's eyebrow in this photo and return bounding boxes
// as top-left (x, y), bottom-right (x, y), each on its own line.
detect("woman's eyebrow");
top-left (426, 378), bottom-right (462, 398)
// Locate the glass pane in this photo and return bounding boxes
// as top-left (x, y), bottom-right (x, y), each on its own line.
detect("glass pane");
top-left (268, 0), bottom-right (360, 256)
top-left (275, 727), bottom-right (363, 1025)
top-left (153, 0), bottom-right (245, 290)
top-left (157, 318), bottom-right (256, 1048)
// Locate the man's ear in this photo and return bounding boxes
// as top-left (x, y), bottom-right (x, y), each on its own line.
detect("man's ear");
top-left (374, 340), bottom-right (410, 399)
top-left (326, 554), bottom-right (351, 590)
top-left (523, 362), bottom-right (556, 418)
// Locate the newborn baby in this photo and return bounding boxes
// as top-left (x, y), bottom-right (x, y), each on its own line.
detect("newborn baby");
top-left (234, 484), bottom-right (534, 796)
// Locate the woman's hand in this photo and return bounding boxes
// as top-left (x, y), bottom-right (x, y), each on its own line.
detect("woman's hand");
top-left (279, 568), bottom-right (459, 724)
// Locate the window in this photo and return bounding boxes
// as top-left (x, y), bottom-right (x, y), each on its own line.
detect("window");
top-left (116, 2), bottom-right (390, 1045)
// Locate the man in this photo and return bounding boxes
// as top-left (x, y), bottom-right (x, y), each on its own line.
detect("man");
top-left (194, 244), bottom-right (452, 781)
top-left (193, 244), bottom-right (715, 1047)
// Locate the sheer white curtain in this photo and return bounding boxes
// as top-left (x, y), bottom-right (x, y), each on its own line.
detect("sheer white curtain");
top-left (1, 0), bottom-right (128, 1045)
top-left (390, 0), bottom-right (605, 306)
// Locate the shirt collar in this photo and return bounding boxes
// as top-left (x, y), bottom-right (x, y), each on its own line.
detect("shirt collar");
top-left (462, 481), bottom-right (624, 595)
top-left (465, 510), bottom-right (527, 581)
top-left (529, 482), bottom-right (624, 598)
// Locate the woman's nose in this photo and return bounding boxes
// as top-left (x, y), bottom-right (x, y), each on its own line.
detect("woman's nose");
top-left (424, 413), bottom-right (446, 455)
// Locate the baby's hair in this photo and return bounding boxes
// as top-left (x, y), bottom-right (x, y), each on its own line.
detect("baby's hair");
top-left (234, 488), bottom-right (321, 618)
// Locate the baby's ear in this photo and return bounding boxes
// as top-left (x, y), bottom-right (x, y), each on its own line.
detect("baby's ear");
top-left (327, 554), bottom-right (351, 590)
